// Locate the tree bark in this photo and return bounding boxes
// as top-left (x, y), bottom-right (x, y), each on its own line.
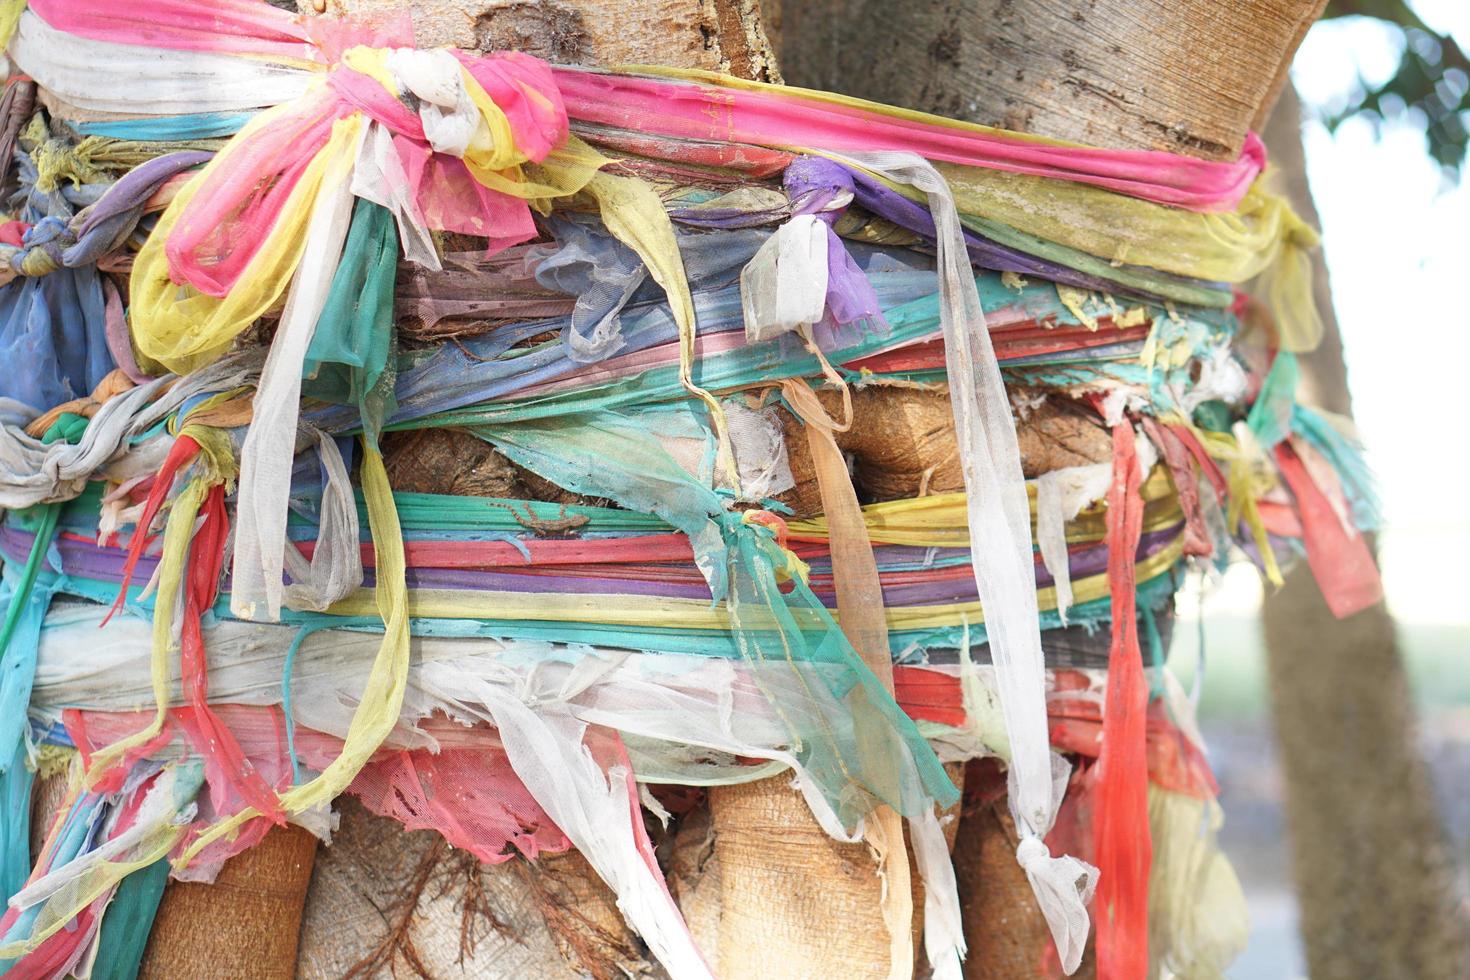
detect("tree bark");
top-left (778, 0), bottom-right (1324, 158)
top-left (709, 777), bottom-right (894, 979)
top-left (139, 824), bottom-right (318, 980)
top-left (297, 798), bottom-right (592, 979)
top-left (1258, 83), bottom-right (1470, 980)
top-left (304, 0), bottom-right (780, 81)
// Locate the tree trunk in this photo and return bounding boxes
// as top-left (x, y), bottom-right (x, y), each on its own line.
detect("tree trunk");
top-left (146, 6), bottom-right (781, 978)
top-left (778, 0), bottom-right (1325, 158)
top-left (1258, 83), bottom-right (1470, 980)
top-left (296, 798), bottom-right (592, 979)
top-left (102, 3), bottom-right (1372, 978)
top-left (708, 777), bottom-right (893, 979)
top-left (306, 0), bottom-right (780, 80)
top-left (140, 825), bottom-right (318, 979)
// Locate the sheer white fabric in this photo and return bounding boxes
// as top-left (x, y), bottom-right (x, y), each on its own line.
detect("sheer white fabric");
top-left (9, 11), bottom-right (310, 116)
top-left (1035, 463), bottom-right (1112, 624)
top-left (841, 150), bottom-right (1097, 974)
top-left (280, 428), bottom-right (363, 613)
top-left (384, 48), bottom-right (483, 160)
top-left (0, 354), bottom-right (263, 509)
top-left (740, 212), bottom-right (829, 343)
top-left (231, 145), bottom-right (357, 622)
top-left (352, 121), bottom-right (440, 271)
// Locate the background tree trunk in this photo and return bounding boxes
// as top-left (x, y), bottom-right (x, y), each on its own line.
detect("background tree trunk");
top-left (1258, 83), bottom-right (1470, 980)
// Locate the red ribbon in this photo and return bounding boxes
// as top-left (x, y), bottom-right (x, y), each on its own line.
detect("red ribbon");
top-left (1093, 420), bottom-right (1152, 980)
top-left (1274, 440), bottom-right (1383, 618)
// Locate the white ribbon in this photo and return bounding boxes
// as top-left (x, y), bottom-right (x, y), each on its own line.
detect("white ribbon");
top-left (384, 48), bottom-right (485, 160)
top-left (231, 132), bottom-right (358, 622)
top-left (910, 805), bottom-right (967, 980)
top-left (1035, 463), bottom-right (1112, 625)
top-left (842, 150), bottom-right (1097, 974)
top-left (9, 10), bottom-right (310, 116)
top-left (0, 354), bottom-right (263, 510)
top-left (280, 428), bottom-right (363, 613)
top-left (419, 655), bottom-right (715, 980)
top-left (351, 121), bottom-right (440, 270)
top-left (739, 212), bottom-right (829, 343)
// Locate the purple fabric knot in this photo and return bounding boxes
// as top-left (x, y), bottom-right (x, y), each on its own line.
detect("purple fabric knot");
top-left (784, 156), bottom-right (854, 224)
top-left (782, 157), bottom-right (883, 331)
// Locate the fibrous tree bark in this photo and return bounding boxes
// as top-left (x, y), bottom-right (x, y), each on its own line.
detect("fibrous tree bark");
top-left (777, 0), bottom-right (1327, 158)
top-left (305, 0), bottom-right (780, 80)
top-left (139, 825), bottom-right (318, 978)
top-left (1259, 83), bottom-right (1470, 980)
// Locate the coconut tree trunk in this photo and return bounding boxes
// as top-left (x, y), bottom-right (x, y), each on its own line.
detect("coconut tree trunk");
top-left (117, 2), bottom-right (1379, 978)
top-left (139, 825), bottom-right (318, 979)
top-left (307, 0), bottom-right (780, 79)
top-left (776, 0), bottom-right (1326, 157)
top-left (1258, 83), bottom-right (1470, 980)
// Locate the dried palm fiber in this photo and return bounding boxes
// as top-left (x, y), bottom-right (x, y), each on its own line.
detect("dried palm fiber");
top-left (776, 386), bottom-right (1114, 519)
top-left (0, 2), bottom-right (1386, 978)
top-left (382, 427), bottom-right (588, 506)
top-left (709, 775), bottom-right (895, 978)
top-left (138, 823), bottom-right (317, 979)
top-left (295, 797), bottom-right (586, 980)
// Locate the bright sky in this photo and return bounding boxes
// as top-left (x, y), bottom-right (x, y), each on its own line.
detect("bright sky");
top-left (1200, 1), bottom-right (1470, 628)
top-left (1297, 3), bottom-right (1470, 626)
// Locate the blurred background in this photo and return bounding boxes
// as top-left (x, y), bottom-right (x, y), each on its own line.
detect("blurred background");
top-left (1170, 1), bottom-right (1470, 974)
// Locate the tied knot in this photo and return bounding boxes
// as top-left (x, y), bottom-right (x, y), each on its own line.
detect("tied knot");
top-left (720, 508), bottom-right (809, 586)
top-left (784, 155), bottom-right (855, 222)
top-left (5, 216), bottom-right (75, 278)
top-left (1016, 834), bottom-right (1052, 874)
top-left (740, 508), bottom-right (789, 546)
top-left (1011, 833), bottom-right (1098, 975)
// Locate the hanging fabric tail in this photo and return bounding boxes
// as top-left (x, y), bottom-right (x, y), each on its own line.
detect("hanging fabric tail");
top-left (86, 430), bottom-right (221, 782)
top-left (585, 170), bottom-right (740, 489)
top-left (178, 481), bottom-right (285, 824)
top-left (1093, 419), bottom-right (1152, 980)
top-left (182, 185), bottom-right (413, 862)
top-left (1273, 441), bottom-right (1383, 617)
top-left (0, 740), bottom-right (34, 902)
top-left (838, 149), bottom-right (1094, 974)
top-left (783, 378), bottom-right (933, 979)
top-left (89, 859), bottom-right (171, 980)
top-left (102, 433), bottom-right (202, 624)
top-left (97, 426), bottom-right (278, 821)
